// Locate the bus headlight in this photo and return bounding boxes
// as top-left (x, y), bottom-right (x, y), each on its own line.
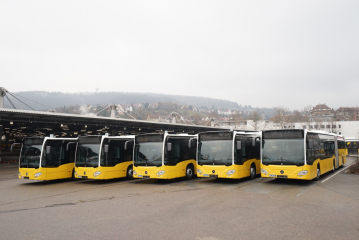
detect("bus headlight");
top-left (18, 172), bottom-right (21, 176)
top-left (93, 171), bottom-right (101, 177)
top-left (197, 169), bottom-right (202, 174)
top-left (261, 169), bottom-right (268, 175)
top-left (35, 172), bottom-right (42, 178)
top-left (226, 170), bottom-right (236, 176)
top-left (297, 170), bottom-right (308, 176)
top-left (133, 171), bottom-right (137, 175)
top-left (157, 170), bottom-right (165, 177)
top-left (74, 171), bottom-right (77, 175)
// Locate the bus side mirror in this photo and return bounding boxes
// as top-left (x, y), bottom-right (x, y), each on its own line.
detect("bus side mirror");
top-left (236, 141), bottom-right (241, 150)
top-left (104, 144), bottom-right (109, 153)
top-left (188, 138), bottom-right (195, 148)
top-left (124, 141), bottom-right (133, 150)
top-left (308, 139), bottom-right (314, 149)
top-left (167, 142), bottom-right (172, 151)
top-left (10, 143), bottom-right (21, 152)
top-left (66, 142), bottom-right (76, 151)
top-left (46, 146), bottom-right (51, 155)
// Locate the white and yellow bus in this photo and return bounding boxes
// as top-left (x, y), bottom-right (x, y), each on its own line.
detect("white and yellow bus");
top-left (261, 129), bottom-right (346, 181)
top-left (74, 135), bottom-right (135, 180)
top-left (345, 137), bottom-right (359, 155)
top-left (133, 132), bottom-right (197, 180)
top-left (18, 136), bottom-right (77, 181)
top-left (197, 131), bottom-right (261, 179)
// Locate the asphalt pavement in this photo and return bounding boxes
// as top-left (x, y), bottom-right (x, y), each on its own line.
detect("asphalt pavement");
top-left (0, 157), bottom-right (358, 240)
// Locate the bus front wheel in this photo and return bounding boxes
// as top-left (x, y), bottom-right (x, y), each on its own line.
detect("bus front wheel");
top-left (126, 165), bottom-right (133, 180)
top-left (249, 165), bottom-right (256, 180)
top-left (314, 165), bottom-right (321, 181)
top-left (185, 165), bottom-right (194, 180)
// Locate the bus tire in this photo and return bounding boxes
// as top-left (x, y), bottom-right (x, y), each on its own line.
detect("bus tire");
top-left (71, 169), bottom-right (75, 180)
top-left (185, 165), bottom-right (194, 180)
top-left (249, 164), bottom-right (256, 180)
top-left (314, 165), bottom-right (321, 181)
top-left (126, 165), bottom-right (133, 180)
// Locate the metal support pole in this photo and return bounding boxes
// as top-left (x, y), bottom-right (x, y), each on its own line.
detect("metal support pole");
top-left (110, 104), bottom-right (116, 118)
top-left (0, 125), bottom-right (2, 157)
top-left (172, 113), bottom-right (176, 124)
top-left (0, 87), bottom-right (7, 108)
top-left (211, 118), bottom-right (215, 127)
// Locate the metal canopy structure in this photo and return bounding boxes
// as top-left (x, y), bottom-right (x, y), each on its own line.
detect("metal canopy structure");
top-left (0, 108), bottom-right (226, 141)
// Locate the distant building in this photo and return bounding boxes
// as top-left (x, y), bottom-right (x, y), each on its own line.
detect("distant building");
top-left (336, 107), bottom-right (359, 121)
top-left (309, 104), bottom-right (335, 122)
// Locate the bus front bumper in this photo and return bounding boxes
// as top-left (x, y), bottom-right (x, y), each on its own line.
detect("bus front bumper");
top-left (19, 168), bottom-right (46, 181)
top-left (196, 165), bottom-right (248, 179)
top-left (260, 164), bottom-right (312, 180)
top-left (133, 166), bottom-right (170, 179)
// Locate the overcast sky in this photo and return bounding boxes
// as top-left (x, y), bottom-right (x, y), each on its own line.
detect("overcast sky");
top-left (1, 0), bottom-right (358, 110)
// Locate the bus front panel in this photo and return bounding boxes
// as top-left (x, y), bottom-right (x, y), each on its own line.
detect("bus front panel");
top-left (133, 159), bottom-right (196, 179)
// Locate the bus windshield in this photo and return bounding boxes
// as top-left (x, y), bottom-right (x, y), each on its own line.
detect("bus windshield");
top-left (20, 145), bottom-right (42, 168)
top-left (198, 140), bottom-right (233, 166)
top-left (75, 144), bottom-right (101, 167)
top-left (262, 139), bottom-right (304, 166)
top-left (134, 142), bottom-right (163, 167)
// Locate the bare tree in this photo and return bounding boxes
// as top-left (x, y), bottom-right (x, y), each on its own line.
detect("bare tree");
top-left (247, 108), bottom-right (263, 130)
top-left (271, 106), bottom-right (291, 129)
top-left (301, 105), bottom-right (313, 130)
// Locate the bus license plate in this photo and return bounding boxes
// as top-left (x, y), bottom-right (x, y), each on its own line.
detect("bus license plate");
top-left (24, 177), bottom-right (29, 179)
top-left (138, 175), bottom-right (143, 177)
top-left (142, 176), bottom-right (150, 179)
top-left (277, 175), bottom-right (287, 178)
top-left (203, 174), bottom-right (209, 177)
top-left (209, 175), bottom-right (218, 178)
top-left (82, 176), bottom-right (88, 179)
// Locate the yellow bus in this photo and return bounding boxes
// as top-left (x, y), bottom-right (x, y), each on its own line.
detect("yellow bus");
top-left (345, 137), bottom-right (359, 155)
top-left (197, 131), bottom-right (261, 179)
top-left (18, 136), bottom-right (77, 181)
top-left (133, 132), bottom-right (197, 180)
top-left (74, 135), bottom-right (135, 180)
top-left (261, 129), bottom-right (346, 181)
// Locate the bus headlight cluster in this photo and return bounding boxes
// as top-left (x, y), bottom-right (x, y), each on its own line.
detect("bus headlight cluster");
top-left (93, 171), bottom-right (101, 177)
top-left (261, 169), bottom-right (268, 175)
top-left (226, 170), bottom-right (236, 176)
top-left (133, 171), bottom-right (137, 175)
top-left (157, 170), bottom-right (165, 177)
top-left (34, 172), bottom-right (42, 178)
top-left (297, 170), bottom-right (308, 176)
top-left (74, 171), bottom-right (77, 176)
top-left (197, 169), bottom-right (202, 174)
top-left (18, 172), bottom-right (21, 176)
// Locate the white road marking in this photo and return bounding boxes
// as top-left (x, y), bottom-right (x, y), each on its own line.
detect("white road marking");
top-left (321, 163), bottom-right (354, 183)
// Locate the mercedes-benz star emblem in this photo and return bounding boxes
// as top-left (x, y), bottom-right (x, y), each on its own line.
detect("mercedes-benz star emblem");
top-left (280, 170), bottom-right (284, 174)
top-left (26, 172), bottom-right (28, 176)
top-left (84, 172), bottom-right (86, 175)
top-left (212, 170), bottom-right (215, 174)
top-left (145, 171), bottom-right (148, 174)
